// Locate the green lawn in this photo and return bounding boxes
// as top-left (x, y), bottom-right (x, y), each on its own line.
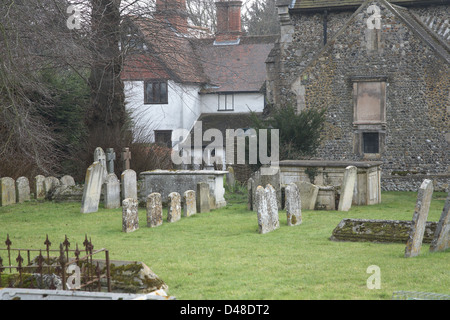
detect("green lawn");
top-left (0, 191), bottom-right (448, 300)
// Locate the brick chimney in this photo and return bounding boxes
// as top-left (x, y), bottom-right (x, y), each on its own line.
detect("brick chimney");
top-left (215, 0), bottom-right (243, 42)
top-left (155, 0), bottom-right (188, 34)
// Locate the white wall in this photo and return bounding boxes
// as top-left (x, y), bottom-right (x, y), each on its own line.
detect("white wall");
top-left (124, 80), bottom-right (265, 147)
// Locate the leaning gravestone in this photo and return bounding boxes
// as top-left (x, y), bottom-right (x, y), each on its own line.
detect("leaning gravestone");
top-left (266, 184), bottom-right (280, 231)
top-left (405, 179), bottom-right (434, 258)
top-left (295, 181), bottom-right (319, 210)
top-left (94, 147), bottom-right (108, 178)
top-left (256, 186), bottom-right (271, 234)
top-left (147, 193), bottom-right (163, 228)
top-left (122, 198), bottom-right (139, 233)
top-left (196, 182), bottom-right (210, 213)
top-left (104, 173), bottom-right (121, 210)
top-left (167, 192), bottom-right (182, 223)
top-left (80, 162), bottom-right (106, 214)
top-left (285, 183), bottom-right (302, 226)
top-left (121, 169), bottom-right (137, 201)
top-left (0, 178), bottom-right (16, 207)
top-left (430, 192), bottom-right (450, 253)
top-left (16, 177), bottom-right (31, 204)
top-left (183, 190), bottom-right (197, 217)
top-left (35, 175), bottom-right (46, 200)
top-left (338, 166), bottom-right (357, 212)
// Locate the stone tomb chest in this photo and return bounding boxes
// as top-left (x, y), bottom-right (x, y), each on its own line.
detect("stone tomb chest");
top-left (279, 160), bottom-right (382, 206)
top-left (140, 170), bottom-right (227, 208)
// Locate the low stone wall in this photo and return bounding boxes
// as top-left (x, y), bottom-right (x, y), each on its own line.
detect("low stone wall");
top-left (382, 174), bottom-right (450, 192)
top-left (330, 219), bottom-right (438, 243)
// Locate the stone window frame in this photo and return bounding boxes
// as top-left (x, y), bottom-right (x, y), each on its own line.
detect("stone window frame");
top-left (351, 76), bottom-right (388, 159)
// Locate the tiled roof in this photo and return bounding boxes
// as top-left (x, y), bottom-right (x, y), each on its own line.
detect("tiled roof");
top-left (194, 36), bottom-right (277, 93)
top-left (122, 16), bottom-right (277, 93)
top-left (291, 0), bottom-right (449, 10)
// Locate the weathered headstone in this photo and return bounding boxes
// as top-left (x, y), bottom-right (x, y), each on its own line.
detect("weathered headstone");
top-left (44, 177), bottom-right (60, 199)
top-left (226, 166), bottom-right (236, 187)
top-left (430, 192), bottom-right (450, 253)
top-left (1, 178), bottom-right (16, 207)
top-left (251, 169), bottom-right (281, 210)
top-left (285, 183), bottom-right (302, 226)
top-left (106, 148), bottom-right (116, 174)
top-left (183, 190), bottom-right (197, 217)
top-left (121, 169), bottom-right (137, 201)
top-left (295, 181), bottom-right (319, 210)
top-left (247, 178), bottom-right (254, 211)
top-left (256, 186), bottom-right (271, 234)
top-left (80, 162), bottom-right (105, 214)
top-left (104, 173), bottom-right (121, 209)
top-left (167, 192), bottom-right (181, 223)
top-left (16, 177), bottom-right (31, 203)
top-left (94, 147), bottom-right (108, 178)
top-left (266, 184), bottom-right (280, 231)
top-left (405, 179), bottom-right (434, 258)
top-left (35, 175), bottom-right (46, 200)
top-left (122, 198), bottom-right (139, 233)
top-left (60, 175), bottom-right (76, 187)
top-left (196, 182), bottom-right (210, 213)
top-left (147, 193), bottom-right (163, 228)
top-left (122, 148), bottom-right (132, 170)
top-left (338, 166), bottom-right (357, 212)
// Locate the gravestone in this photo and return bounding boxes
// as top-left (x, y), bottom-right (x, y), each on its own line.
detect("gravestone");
top-left (295, 181), bottom-right (319, 210)
top-left (106, 148), bottom-right (116, 174)
top-left (44, 177), bottom-right (60, 199)
top-left (247, 178), bottom-right (254, 211)
top-left (167, 192), bottom-right (182, 223)
top-left (1, 178), bottom-right (16, 207)
top-left (121, 169), bottom-right (137, 201)
top-left (251, 169), bottom-right (281, 210)
top-left (405, 179), bottom-right (434, 258)
top-left (256, 186), bottom-right (271, 234)
top-left (80, 162), bottom-right (105, 214)
top-left (122, 198), bottom-right (139, 233)
top-left (430, 192), bottom-right (450, 253)
top-left (196, 182), bottom-right (210, 213)
top-left (35, 175), bottom-right (46, 200)
top-left (226, 166), bottom-right (236, 187)
top-left (104, 173), bottom-right (121, 210)
top-left (183, 190), bottom-right (197, 217)
top-left (60, 176), bottom-right (76, 187)
top-left (15, 177), bottom-right (31, 203)
top-left (94, 147), bottom-right (108, 178)
top-left (285, 183), bottom-right (302, 226)
top-left (266, 184), bottom-right (280, 231)
top-left (338, 166), bottom-right (357, 211)
top-left (147, 193), bottom-right (163, 228)
top-left (122, 148), bottom-right (132, 170)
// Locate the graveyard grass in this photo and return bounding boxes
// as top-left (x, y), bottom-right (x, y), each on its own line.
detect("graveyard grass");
top-left (0, 191), bottom-right (448, 300)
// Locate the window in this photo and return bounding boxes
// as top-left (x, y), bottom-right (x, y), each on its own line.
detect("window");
top-left (145, 81), bottom-right (168, 104)
top-left (155, 130), bottom-right (172, 148)
top-left (363, 132), bottom-right (380, 154)
top-left (218, 94), bottom-right (234, 111)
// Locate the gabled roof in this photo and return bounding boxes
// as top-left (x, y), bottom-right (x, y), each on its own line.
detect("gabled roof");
top-left (298, 0), bottom-right (450, 69)
top-left (121, 16), bottom-right (277, 93)
top-left (194, 36), bottom-right (278, 93)
top-left (291, 0), bottom-right (450, 11)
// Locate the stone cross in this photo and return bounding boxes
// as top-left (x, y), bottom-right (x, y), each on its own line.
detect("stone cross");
top-left (106, 148), bottom-right (116, 174)
top-left (405, 179), bottom-right (434, 258)
top-left (122, 148), bottom-right (132, 170)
